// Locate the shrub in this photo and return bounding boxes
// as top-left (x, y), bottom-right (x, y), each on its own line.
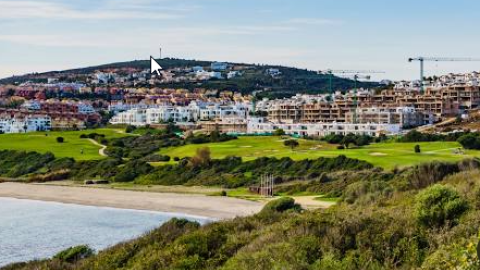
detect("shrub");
top-left (189, 147), bottom-right (211, 167)
top-left (53, 245), bottom-right (94, 263)
top-left (415, 144), bottom-right (421, 153)
top-left (337, 145), bottom-right (345, 150)
top-left (174, 157), bottom-right (180, 161)
top-left (414, 184), bottom-right (469, 228)
top-left (143, 154), bottom-right (171, 162)
top-left (56, 137), bottom-right (64, 143)
top-left (79, 134), bottom-right (87, 139)
top-left (284, 139), bottom-right (299, 150)
top-left (273, 129), bottom-right (286, 136)
top-left (125, 125), bottom-right (137, 133)
top-left (260, 197), bottom-right (301, 215)
top-left (458, 134), bottom-right (480, 150)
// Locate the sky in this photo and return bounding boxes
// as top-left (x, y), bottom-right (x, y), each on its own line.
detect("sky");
top-left (1, 0), bottom-right (480, 81)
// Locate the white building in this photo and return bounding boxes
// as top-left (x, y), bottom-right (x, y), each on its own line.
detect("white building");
top-left (77, 103), bottom-right (96, 114)
top-left (0, 115), bottom-right (51, 134)
top-left (194, 70), bottom-right (223, 80)
top-left (110, 108), bottom-right (147, 126)
top-left (211, 62), bottom-right (228, 71)
top-left (109, 102), bottom-right (249, 126)
top-left (247, 117), bottom-right (401, 137)
top-left (227, 71), bottom-right (241, 79)
top-left (21, 100), bottom-right (41, 110)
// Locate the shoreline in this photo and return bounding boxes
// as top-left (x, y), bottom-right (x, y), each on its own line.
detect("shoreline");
top-left (0, 182), bottom-right (264, 220)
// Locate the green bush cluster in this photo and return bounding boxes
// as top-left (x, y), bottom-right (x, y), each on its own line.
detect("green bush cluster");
top-left (399, 130), bottom-right (466, 143)
top-left (137, 155), bottom-right (374, 187)
top-left (458, 133), bottom-right (480, 150)
top-left (185, 130), bottom-right (236, 144)
top-left (259, 197), bottom-right (301, 215)
top-left (323, 133), bottom-right (374, 148)
top-left (415, 184), bottom-right (469, 228)
top-left (0, 150), bottom-right (55, 178)
top-left (53, 245), bottom-right (94, 263)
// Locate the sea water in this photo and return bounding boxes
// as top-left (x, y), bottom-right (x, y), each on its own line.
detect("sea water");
top-left (0, 197), bottom-right (209, 266)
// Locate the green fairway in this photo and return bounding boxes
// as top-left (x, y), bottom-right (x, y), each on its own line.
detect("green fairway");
top-left (160, 136), bottom-right (480, 170)
top-left (0, 128), bottom-right (128, 160)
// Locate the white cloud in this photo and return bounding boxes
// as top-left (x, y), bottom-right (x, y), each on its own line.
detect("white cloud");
top-left (287, 18), bottom-right (343, 26)
top-left (0, 1), bottom-right (182, 20)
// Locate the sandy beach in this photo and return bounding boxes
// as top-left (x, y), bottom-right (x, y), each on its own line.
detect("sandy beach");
top-left (0, 182), bottom-right (264, 220)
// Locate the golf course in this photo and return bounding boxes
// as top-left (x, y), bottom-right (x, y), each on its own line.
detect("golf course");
top-left (160, 136), bottom-right (480, 170)
top-left (0, 128), bottom-right (127, 160)
top-left (1, 129), bottom-right (480, 169)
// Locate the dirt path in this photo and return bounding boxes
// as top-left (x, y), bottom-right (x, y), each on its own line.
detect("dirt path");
top-left (88, 139), bottom-right (107, 157)
top-left (292, 196), bottom-right (337, 209)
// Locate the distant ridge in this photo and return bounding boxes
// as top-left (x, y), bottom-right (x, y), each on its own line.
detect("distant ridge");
top-left (0, 58), bottom-right (379, 98)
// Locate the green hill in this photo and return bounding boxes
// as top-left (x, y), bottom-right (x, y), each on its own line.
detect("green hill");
top-left (0, 58), bottom-right (379, 98)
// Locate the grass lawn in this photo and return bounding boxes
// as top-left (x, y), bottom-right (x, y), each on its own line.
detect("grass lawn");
top-left (0, 128), bottom-right (128, 160)
top-left (160, 136), bottom-right (480, 170)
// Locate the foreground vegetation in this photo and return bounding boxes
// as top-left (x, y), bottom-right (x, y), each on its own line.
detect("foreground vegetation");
top-left (5, 160), bottom-right (480, 269)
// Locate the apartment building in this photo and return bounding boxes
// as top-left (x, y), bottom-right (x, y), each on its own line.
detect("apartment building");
top-left (109, 102), bottom-right (249, 126)
top-left (0, 114), bottom-right (51, 133)
top-left (345, 107), bottom-right (432, 127)
top-left (202, 119), bottom-right (248, 134)
top-left (0, 108), bottom-right (97, 130)
top-left (247, 117), bottom-right (401, 137)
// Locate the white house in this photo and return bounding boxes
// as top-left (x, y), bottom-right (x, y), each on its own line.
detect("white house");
top-left (211, 62), bottom-right (228, 71)
top-left (0, 115), bottom-right (51, 134)
top-left (21, 100), bottom-right (41, 110)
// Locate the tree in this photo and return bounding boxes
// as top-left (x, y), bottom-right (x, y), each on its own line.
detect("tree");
top-left (355, 135), bottom-right (372, 146)
top-left (273, 129), bottom-right (286, 136)
top-left (458, 134), bottom-right (480, 150)
top-left (341, 135), bottom-right (356, 149)
top-left (190, 147), bottom-right (211, 167)
top-left (284, 139), bottom-right (299, 150)
top-left (414, 145), bottom-right (421, 153)
top-left (56, 137), bottom-right (64, 143)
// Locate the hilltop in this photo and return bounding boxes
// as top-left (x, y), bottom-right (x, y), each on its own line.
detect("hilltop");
top-left (0, 58), bottom-right (379, 98)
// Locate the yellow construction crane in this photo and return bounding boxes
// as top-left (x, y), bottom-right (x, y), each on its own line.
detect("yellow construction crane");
top-left (408, 57), bottom-right (480, 93)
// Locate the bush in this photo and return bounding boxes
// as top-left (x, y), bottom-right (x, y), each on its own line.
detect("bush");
top-left (284, 139), bottom-right (299, 150)
top-left (174, 157), bottom-right (180, 161)
top-left (56, 137), bottom-right (64, 143)
top-left (337, 145), bottom-right (345, 150)
top-left (260, 197), bottom-right (301, 215)
top-left (414, 184), bottom-right (469, 228)
top-left (125, 125), bottom-right (137, 133)
top-left (458, 134), bottom-right (480, 150)
top-left (143, 154), bottom-right (171, 162)
top-left (415, 144), bottom-right (421, 153)
top-left (53, 245), bottom-right (94, 263)
top-left (273, 129), bottom-right (286, 136)
top-left (79, 134), bottom-right (87, 139)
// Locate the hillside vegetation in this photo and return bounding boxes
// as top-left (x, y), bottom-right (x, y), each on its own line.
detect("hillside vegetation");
top-left (4, 160), bottom-right (480, 269)
top-left (0, 58), bottom-right (377, 98)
